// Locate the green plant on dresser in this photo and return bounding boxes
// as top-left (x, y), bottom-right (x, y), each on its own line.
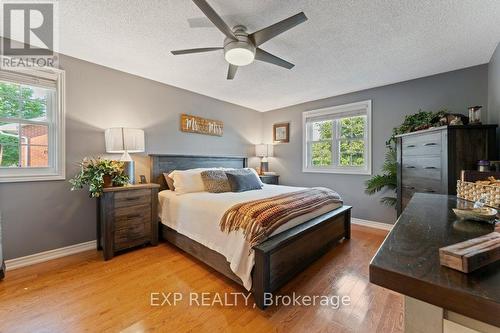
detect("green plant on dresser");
top-left (69, 157), bottom-right (129, 197)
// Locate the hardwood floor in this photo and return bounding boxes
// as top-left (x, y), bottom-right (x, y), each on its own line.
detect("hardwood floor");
top-left (0, 226), bottom-right (403, 333)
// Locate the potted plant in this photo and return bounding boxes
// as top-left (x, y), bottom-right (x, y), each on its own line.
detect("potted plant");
top-left (69, 157), bottom-right (129, 197)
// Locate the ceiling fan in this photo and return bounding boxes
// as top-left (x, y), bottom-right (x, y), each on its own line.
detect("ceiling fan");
top-left (171, 0), bottom-right (308, 80)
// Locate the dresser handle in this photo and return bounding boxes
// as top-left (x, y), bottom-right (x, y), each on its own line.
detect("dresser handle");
top-left (423, 188), bottom-right (436, 193)
top-left (126, 213), bottom-right (142, 219)
top-left (406, 144), bottom-right (416, 148)
top-left (406, 166), bottom-right (416, 169)
top-left (424, 166), bottom-right (437, 169)
top-left (423, 142), bottom-right (437, 146)
top-left (125, 196), bottom-right (141, 201)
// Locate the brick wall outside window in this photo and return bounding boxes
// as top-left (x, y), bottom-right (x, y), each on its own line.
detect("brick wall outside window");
top-left (20, 125), bottom-right (48, 167)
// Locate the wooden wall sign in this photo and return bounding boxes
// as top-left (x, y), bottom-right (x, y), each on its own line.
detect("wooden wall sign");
top-left (180, 114), bottom-right (223, 137)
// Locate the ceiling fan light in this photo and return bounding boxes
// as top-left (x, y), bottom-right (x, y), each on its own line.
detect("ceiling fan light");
top-left (225, 47), bottom-right (255, 66)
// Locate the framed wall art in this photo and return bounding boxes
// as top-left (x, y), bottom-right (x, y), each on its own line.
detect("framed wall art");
top-left (273, 122), bottom-right (289, 143)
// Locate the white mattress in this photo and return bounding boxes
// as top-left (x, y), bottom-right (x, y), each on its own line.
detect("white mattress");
top-left (158, 184), bottom-right (342, 290)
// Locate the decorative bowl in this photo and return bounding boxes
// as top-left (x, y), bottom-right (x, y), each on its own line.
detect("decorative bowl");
top-left (452, 207), bottom-right (498, 223)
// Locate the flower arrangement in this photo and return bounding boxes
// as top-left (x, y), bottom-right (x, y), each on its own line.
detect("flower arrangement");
top-left (69, 157), bottom-right (129, 197)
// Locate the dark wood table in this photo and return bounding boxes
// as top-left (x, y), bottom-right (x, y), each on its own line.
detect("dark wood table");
top-left (370, 193), bottom-right (500, 328)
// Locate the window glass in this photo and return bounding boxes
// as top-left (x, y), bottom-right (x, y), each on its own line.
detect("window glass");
top-left (0, 69), bottom-right (64, 182)
top-left (311, 141), bottom-right (332, 166)
top-left (303, 101), bottom-right (371, 175)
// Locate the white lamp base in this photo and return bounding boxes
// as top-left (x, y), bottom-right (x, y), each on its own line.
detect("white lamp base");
top-left (120, 151), bottom-right (135, 184)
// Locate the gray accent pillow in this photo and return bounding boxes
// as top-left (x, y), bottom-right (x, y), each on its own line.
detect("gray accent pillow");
top-left (201, 170), bottom-right (231, 193)
top-left (163, 173), bottom-right (175, 191)
top-left (225, 170), bottom-right (263, 192)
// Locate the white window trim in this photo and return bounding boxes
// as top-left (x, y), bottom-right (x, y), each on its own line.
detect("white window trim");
top-left (0, 68), bottom-right (65, 183)
top-left (302, 100), bottom-right (372, 175)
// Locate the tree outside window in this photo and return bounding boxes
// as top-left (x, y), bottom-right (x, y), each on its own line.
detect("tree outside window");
top-left (0, 82), bottom-right (49, 168)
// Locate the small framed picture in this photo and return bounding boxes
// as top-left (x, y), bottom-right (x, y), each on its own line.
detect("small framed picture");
top-left (273, 122), bottom-right (290, 143)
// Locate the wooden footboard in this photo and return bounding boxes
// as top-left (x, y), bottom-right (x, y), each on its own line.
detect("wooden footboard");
top-left (160, 205), bottom-right (351, 310)
top-left (252, 205), bottom-right (351, 309)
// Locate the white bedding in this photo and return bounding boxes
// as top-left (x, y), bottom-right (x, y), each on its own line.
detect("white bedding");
top-left (158, 184), bottom-right (342, 290)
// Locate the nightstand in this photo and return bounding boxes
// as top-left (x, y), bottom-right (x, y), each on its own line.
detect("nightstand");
top-left (97, 183), bottom-right (160, 260)
top-left (259, 174), bottom-right (279, 185)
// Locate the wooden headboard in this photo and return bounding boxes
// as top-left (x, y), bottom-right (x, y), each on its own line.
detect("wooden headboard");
top-left (150, 154), bottom-right (248, 190)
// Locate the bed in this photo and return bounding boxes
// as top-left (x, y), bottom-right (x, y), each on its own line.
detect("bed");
top-left (150, 154), bottom-right (352, 309)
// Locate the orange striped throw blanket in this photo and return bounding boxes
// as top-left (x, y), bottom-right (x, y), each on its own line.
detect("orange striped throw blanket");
top-left (220, 188), bottom-right (342, 247)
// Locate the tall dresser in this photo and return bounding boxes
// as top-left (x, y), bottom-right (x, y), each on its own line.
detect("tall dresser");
top-left (396, 125), bottom-right (497, 216)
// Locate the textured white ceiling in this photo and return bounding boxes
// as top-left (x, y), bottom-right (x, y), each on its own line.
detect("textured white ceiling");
top-left (57, 0), bottom-right (500, 112)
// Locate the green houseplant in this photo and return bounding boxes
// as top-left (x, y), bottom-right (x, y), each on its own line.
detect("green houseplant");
top-left (365, 109), bottom-right (449, 206)
top-left (69, 157), bottom-right (129, 197)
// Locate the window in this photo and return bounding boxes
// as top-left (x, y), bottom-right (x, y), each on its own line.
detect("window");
top-left (0, 69), bottom-right (65, 182)
top-left (303, 100), bottom-right (371, 175)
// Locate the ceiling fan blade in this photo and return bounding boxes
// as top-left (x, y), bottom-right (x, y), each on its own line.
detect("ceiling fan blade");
top-left (227, 64), bottom-right (238, 80)
top-left (255, 48), bottom-right (294, 69)
top-left (192, 0), bottom-right (236, 40)
top-left (171, 47), bottom-right (222, 55)
top-left (249, 12), bottom-right (308, 46)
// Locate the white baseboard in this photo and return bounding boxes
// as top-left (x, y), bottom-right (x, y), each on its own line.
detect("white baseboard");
top-left (352, 218), bottom-right (393, 231)
top-left (5, 240), bottom-right (97, 271)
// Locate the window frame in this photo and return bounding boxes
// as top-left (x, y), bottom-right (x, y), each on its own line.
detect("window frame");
top-left (302, 100), bottom-right (372, 175)
top-left (0, 68), bottom-right (66, 182)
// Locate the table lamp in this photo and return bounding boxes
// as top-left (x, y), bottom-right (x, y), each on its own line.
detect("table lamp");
top-left (255, 144), bottom-right (274, 174)
top-left (105, 128), bottom-right (145, 184)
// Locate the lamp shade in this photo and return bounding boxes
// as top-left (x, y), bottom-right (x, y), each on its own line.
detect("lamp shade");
top-left (255, 144), bottom-right (274, 157)
top-left (105, 128), bottom-right (145, 153)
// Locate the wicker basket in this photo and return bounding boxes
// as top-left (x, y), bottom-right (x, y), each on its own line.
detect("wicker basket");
top-left (456, 180), bottom-right (500, 209)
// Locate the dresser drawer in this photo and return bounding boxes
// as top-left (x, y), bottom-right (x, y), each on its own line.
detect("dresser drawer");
top-left (114, 206), bottom-right (151, 230)
top-left (114, 222), bottom-right (151, 250)
top-left (402, 183), bottom-right (442, 195)
top-left (402, 132), bottom-right (442, 156)
top-left (402, 156), bottom-right (442, 182)
top-left (114, 189), bottom-right (151, 208)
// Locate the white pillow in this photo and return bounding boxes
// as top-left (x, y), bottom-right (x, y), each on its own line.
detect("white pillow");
top-left (168, 168), bottom-right (221, 194)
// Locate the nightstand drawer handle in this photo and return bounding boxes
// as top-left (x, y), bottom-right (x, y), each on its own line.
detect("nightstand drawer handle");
top-left (423, 142), bottom-right (438, 146)
top-left (406, 144), bottom-right (416, 148)
top-left (124, 196), bottom-right (142, 201)
top-left (424, 166), bottom-right (437, 169)
top-left (126, 213), bottom-right (142, 219)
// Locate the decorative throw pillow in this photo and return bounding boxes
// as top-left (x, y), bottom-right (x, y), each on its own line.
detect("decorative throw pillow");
top-left (163, 173), bottom-right (175, 191)
top-left (201, 170), bottom-right (231, 193)
top-left (225, 170), bottom-right (263, 192)
top-left (224, 168), bottom-right (264, 186)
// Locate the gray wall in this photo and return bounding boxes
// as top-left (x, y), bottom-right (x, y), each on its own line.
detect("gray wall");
top-left (262, 65), bottom-right (489, 224)
top-left (488, 42), bottom-right (500, 146)
top-left (0, 55), bottom-right (262, 260)
top-left (0, 57), bottom-right (492, 260)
